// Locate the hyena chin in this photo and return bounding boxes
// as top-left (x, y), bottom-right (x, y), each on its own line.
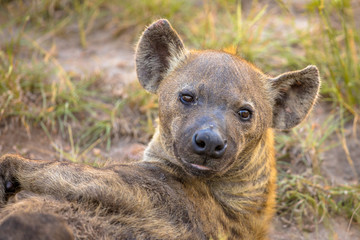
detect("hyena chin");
top-left (0, 19), bottom-right (320, 240)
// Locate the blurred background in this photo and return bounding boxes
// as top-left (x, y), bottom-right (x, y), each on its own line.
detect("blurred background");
top-left (0, 0), bottom-right (359, 239)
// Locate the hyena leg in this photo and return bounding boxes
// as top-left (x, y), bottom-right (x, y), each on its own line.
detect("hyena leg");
top-left (0, 191), bottom-right (75, 240)
top-left (0, 211), bottom-right (74, 240)
top-left (0, 192), bottom-right (111, 240)
top-left (0, 154), bottom-right (137, 207)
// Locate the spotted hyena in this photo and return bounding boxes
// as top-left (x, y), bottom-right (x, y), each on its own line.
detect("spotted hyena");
top-left (0, 19), bottom-right (320, 240)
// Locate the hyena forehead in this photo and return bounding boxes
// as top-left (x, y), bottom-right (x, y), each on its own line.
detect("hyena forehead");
top-left (162, 51), bottom-right (269, 100)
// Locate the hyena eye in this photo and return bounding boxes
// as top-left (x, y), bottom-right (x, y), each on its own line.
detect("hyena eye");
top-left (179, 93), bottom-right (195, 105)
top-left (238, 109), bottom-right (252, 121)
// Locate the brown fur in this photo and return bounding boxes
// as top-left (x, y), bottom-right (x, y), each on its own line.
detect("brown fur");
top-left (0, 19), bottom-right (320, 239)
top-left (0, 210), bottom-right (74, 240)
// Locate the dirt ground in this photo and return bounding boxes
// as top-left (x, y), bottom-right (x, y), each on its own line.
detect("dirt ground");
top-left (1, 21), bottom-right (359, 239)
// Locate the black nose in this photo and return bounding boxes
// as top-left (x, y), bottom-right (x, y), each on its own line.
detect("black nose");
top-left (192, 129), bottom-right (227, 158)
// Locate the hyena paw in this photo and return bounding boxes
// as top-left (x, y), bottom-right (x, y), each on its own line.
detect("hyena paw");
top-left (0, 154), bottom-right (21, 204)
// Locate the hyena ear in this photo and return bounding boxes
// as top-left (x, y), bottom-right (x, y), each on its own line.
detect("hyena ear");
top-left (270, 65), bottom-right (320, 129)
top-left (135, 19), bottom-right (187, 94)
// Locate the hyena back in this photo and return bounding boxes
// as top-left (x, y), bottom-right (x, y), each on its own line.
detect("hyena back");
top-left (0, 19), bottom-right (320, 240)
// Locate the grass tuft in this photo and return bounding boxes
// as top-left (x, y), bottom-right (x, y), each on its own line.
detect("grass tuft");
top-left (277, 172), bottom-right (360, 229)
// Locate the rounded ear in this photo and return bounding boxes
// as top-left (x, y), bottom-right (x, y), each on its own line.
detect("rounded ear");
top-left (270, 65), bottom-right (321, 129)
top-left (135, 19), bottom-right (187, 94)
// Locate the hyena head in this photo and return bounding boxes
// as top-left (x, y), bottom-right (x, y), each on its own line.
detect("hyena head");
top-left (136, 19), bottom-right (320, 178)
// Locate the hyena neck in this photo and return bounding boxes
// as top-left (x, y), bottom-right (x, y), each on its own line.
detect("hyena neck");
top-left (142, 128), bottom-right (181, 170)
top-left (209, 129), bottom-right (276, 216)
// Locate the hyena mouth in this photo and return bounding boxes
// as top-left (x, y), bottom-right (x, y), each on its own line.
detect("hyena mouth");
top-left (180, 158), bottom-right (212, 171)
top-left (173, 142), bottom-right (216, 175)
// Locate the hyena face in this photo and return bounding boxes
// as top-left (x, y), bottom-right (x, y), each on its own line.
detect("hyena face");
top-left (157, 52), bottom-right (273, 177)
top-left (136, 19), bottom-right (320, 178)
